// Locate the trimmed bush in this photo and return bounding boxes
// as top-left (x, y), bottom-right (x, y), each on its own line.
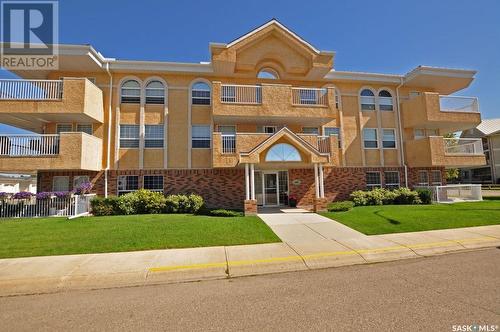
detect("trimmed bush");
top-left (164, 194), bottom-right (204, 213)
top-left (327, 201), bottom-right (354, 212)
top-left (416, 188), bottom-right (433, 205)
top-left (393, 187), bottom-right (421, 205)
top-left (208, 209), bottom-right (243, 217)
top-left (350, 187), bottom-right (422, 206)
top-left (350, 190), bottom-right (368, 206)
top-left (90, 196), bottom-right (120, 216)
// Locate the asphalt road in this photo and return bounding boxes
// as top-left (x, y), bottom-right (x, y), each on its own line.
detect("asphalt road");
top-left (1, 248), bottom-right (499, 331)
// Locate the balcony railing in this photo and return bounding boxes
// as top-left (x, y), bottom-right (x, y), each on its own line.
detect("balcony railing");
top-left (317, 136), bottom-right (331, 153)
top-left (439, 96), bottom-right (479, 113)
top-left (443, 138), bottom-right (483, 155)
top-left (221, 134), bottom-right (236, 154)
top-left (0, 135), bottom-right (60, 156)
top-left (292, 88), bottom-right (328, 106)
top-left (221, 84), bottom-right (262, 104)
top-left (0, 79), bottom-right (63, 100)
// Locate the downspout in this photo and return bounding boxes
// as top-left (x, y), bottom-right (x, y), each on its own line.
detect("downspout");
top-left (104, 62), bottom-right (113, 197)
top-left (395, 77), bottom-right (408, 187)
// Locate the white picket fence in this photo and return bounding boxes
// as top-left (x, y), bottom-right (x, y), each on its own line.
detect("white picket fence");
top-left (0, 79), bottom-right (63, 100)
top-left (0, 194), bottom-right (95, 219)
top-left (415, 184), bottom-right (482, 203)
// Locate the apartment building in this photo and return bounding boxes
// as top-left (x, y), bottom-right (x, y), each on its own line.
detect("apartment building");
top-left (0, 20), bottom-right (486, 214)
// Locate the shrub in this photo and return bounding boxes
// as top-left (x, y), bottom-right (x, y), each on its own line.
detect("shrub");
top-left (365, 188), bottom-right (388, 206)
top-left (91, 196), bottom-right (120, 216)
top-left (350, 190), bottom-right (368, 206)
top-left (208, 209), bottom-right (243, 217)
top-left (164, 194), bottom-right (204, 213)
top-left (393, 187), bottom-right (422, 205)
top-left (327, 201), bottom-right (354, 212)
top-left (416, 188), bottom-right (433, 204)
top-left (117, 189), bottom-right (167, 215)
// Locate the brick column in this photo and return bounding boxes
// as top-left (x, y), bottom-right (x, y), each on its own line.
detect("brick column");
top-left (313, 197), bottom-right (328, 213)
top-left (244, 199), bottom-right (258, 216)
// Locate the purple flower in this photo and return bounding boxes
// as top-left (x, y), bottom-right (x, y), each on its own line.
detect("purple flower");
top-left (0, 192), bottom-right (10, 200)
top-left (74, 181), bottom-right (93, 195)
top-left (53, 191), bottom-right (73, 199)
top-left (12, 191), bottom-right (33, 199)
top-left (36, 192), bottom-right (52, 200)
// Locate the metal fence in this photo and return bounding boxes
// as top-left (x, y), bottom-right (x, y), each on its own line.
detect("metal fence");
top-left (0, 194), bottom-right (95, 219)
top-left (292, 88), bottom-right (328, 106)
top-left (415, 184), bottom-right (482, 203)
top-left (317, 136), bottom-right (331, 153)
top-left (0, 79), bottom-right (63, 100)
top-left (221, 134), bottom-right (236, 154)
top-left (0, 134), bottom-right (60, 156)
top-left (221, 84), bottom-right (262, 104)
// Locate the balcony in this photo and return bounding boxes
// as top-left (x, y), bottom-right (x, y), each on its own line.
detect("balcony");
top-left (213, 132), bottom-right (339, 167)
top-left (0, 78), bottom-right (103, 132)
top-left (213, 83), bottom-right (336, 125)
top-left (405, 137), bottom-right (486, 168)
top-left (0, 132), bottom-right (102, 171)
top-left (401, 92), bottom-right (480, 132)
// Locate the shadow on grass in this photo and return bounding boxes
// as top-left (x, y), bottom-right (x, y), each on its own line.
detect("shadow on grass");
top-left (373, 210), bottom-right (401, 225)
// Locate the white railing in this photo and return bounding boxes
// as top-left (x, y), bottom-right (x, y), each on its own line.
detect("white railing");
top-left (0, 135), bottom-right (60, 156)
top-left (221, 134), bottom-right (236, 154)
top-left (317, 136), bottom-right (331, 153)
top-left (443, 138), bottom-right (483, 155)
top-left (415, 185), bottom-right (482, 203)
top-left (439, 96), bottom-right (479, 113)
top-left (0, 194), bottom-right (95, 219)
top-left (292, 88), bottom-right (328, 106)
top-left (221, 84), bottom-right (262, 104)
top-left (0, 79), bottom-right (63, 100)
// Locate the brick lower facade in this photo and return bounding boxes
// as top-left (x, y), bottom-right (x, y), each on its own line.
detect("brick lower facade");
top-left (38, 166), bottom-right (446, 211)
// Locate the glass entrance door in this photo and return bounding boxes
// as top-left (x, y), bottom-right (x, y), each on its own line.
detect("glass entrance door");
top-left (263, 173), bottom-right (279, 206)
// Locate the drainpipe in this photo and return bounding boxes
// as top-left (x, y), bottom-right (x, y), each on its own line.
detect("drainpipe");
top-left (104, 62), bottom-right (113, 197)
top-left (395, 77), bottom-right (408, 187)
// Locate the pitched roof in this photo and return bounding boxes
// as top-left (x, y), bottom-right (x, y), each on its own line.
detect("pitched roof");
top-left (476, 118), bottom-right (500, 136)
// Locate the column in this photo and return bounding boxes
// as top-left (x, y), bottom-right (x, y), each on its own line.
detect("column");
top-left (245, 163), bottom-right (250, 200)
top-left (319, 163), bottom-right (325, 198)
top-left (250, 164), bottom-right (255, 200)
top-left (314, 163), bottom-right (319, 199)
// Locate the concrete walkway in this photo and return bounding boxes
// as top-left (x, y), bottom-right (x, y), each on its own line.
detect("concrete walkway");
top-left (0, 212), bottom-right (499, 296)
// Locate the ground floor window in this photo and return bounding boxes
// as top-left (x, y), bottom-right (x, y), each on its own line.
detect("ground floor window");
top-left (53, 176), bottom-right (69, 192)
top-left (431, 170), bottom-right (442, 185)
top-left (143, 175), bottom-right (164, 192)
top-left (73, 175), bottom-right (89, 189)
top-left (366, 172), bottom-right (382, 189)
top-left (117, 175), bottom-right (139, 195)
top-left (418, 171), bottom-right (429, 186)
top-left (384, 171), bottom-right (400, 189)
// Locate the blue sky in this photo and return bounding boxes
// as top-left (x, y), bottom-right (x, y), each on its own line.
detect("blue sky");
top-left (1, 0), bottom-right (499, 134)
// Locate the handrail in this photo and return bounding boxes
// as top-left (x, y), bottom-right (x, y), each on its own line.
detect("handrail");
top-left (0, 79), bottom-right (63, 100)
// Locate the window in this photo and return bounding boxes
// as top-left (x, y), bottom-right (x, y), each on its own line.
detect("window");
top-left (378, 90), bottom-right (393, 111)
top-left (427, 129), bottom-right (439, 136)
top-left (265, 143), bottom-right (301, 162)
top-left (302, 127), bottom-right (319, 135)
top-left (257, 68), bottom-right (278, 79)
top-left (145, 80), bottom-right (165, 104)
top-left (366, 172), bottom-right (381, 189)
top-left (363, 128), bottom-right (378, 148)
top-left (360, 89), bottom-right (375, 110)
top-left (414, 129), bottom-right (426, 139)
top-left (56, 124), bottom-right (72, 134)
top-left (384, 171), bottom-right (400, 189)
top-left (53, 176), bottom-right (69, 192)
top-left (324, 127), bottom-right (341, 147)
top-left (73, 176), bottom-right (89, 189)
top-left (418, 171), bottom-right (429, 185)
top-left (263, 126), bottom-right (277, 134)
top-left (76, 124), bottom-right (92, 135)
top-left (145, 125), bottom-right (164, 148)
top-left (117, 175), bottom-right (139, 195)
top-left (119, 125), bottom-right (140, 148)
top-left (382, 129), bottom-right (396, 149)
top-left (192, 125), bottom-right (211, 148)
top-left (191, 82), bottom-right (211, 105)
top-left (143, 175), bottom-right (163, 192)
top-left (121, 80), bottom-right (141, 103)
top-left (217, 125), bottom-right (236, 134)
top-left (431, 170), bottom-right (442, 185)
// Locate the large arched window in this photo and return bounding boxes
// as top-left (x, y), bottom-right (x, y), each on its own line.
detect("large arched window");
top-left (121, 80), bottom-right (141, 103)
top-left (257, 68), bottom-right (279, 80)
top-left (360, 89), bottom-right (375, 111)
top-left (265, 143), bottom-right (302, 162)
top-left (378, 90), bottom-right (393, 111)
top-left (191, 82), bottom-right (211, 105)
top-left (145, 80), bottom-right (165, 104)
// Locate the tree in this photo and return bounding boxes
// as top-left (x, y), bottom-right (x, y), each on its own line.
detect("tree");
top-left (443, 132), bottom-right (460, 181)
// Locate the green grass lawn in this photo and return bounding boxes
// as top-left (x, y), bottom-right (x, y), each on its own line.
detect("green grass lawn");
top-left (0, 214), bottom-right (281, 259)
top-left (321, 200), bottom-right (500, 235)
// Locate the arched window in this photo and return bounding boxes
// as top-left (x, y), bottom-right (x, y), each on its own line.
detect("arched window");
top-left (360, 89), bottom-right (375, 111)
top-left (121, 80), bottom-right (141, 104)
top-left (145, 80), bottom-right (165, 104)
top-left (265, 143), bottom-right (301, 162)
top-left (257, 68), bottom-right (279, 80)
top-left (378, 90), bottom-right (393, 111)
top-left (191, 82), bottom-right (211, 105)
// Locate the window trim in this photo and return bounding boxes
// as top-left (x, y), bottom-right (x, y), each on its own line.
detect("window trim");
top-left (145, 80), bottom-right (165, 105)
top-left (384, 171), bottom-right (400, 189)
top-left (418, 171), bottom-right (429, 186)
top-left (360, 88), bottom-right (376, 111)
top-left (382, 128), bottom-right (397, 149)
top-left (144, 124), bottom-right (165, 149)
top-left (366, 171), bottom-right (382, 189)
top-left (378, 90), bottom-right (394, 111)
top-left (191, 81), bottom-right (211, 106)
top-left (119, 124), bottom-right (140, 149)
top-left (143, 175), bottom-right (164, 192)
top-left (120, 79), bottom-right (141, 104)
top-left (191, 125), bottom-right (211, 149)
top-left (52, 176), bottom-right (70, 192)
top-left (117, 175), bottom-right (139, 195)
top-left (363, 128), bottom-right (379, 149)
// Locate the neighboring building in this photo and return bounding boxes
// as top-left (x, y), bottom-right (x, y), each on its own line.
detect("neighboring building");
top-left (0, 173), bottom-right (36, 193)
top-left (459, 119), bottom-right (500, 184)
top-left (0, 20), bottom-right (486, 213)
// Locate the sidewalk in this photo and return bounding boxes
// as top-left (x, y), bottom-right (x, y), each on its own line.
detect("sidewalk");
top-left (0, 212), bottom-right (499, 296)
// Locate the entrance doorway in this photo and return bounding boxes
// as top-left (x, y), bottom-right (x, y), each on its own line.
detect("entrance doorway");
top-left (255, 171), bottom-right (289, 207)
